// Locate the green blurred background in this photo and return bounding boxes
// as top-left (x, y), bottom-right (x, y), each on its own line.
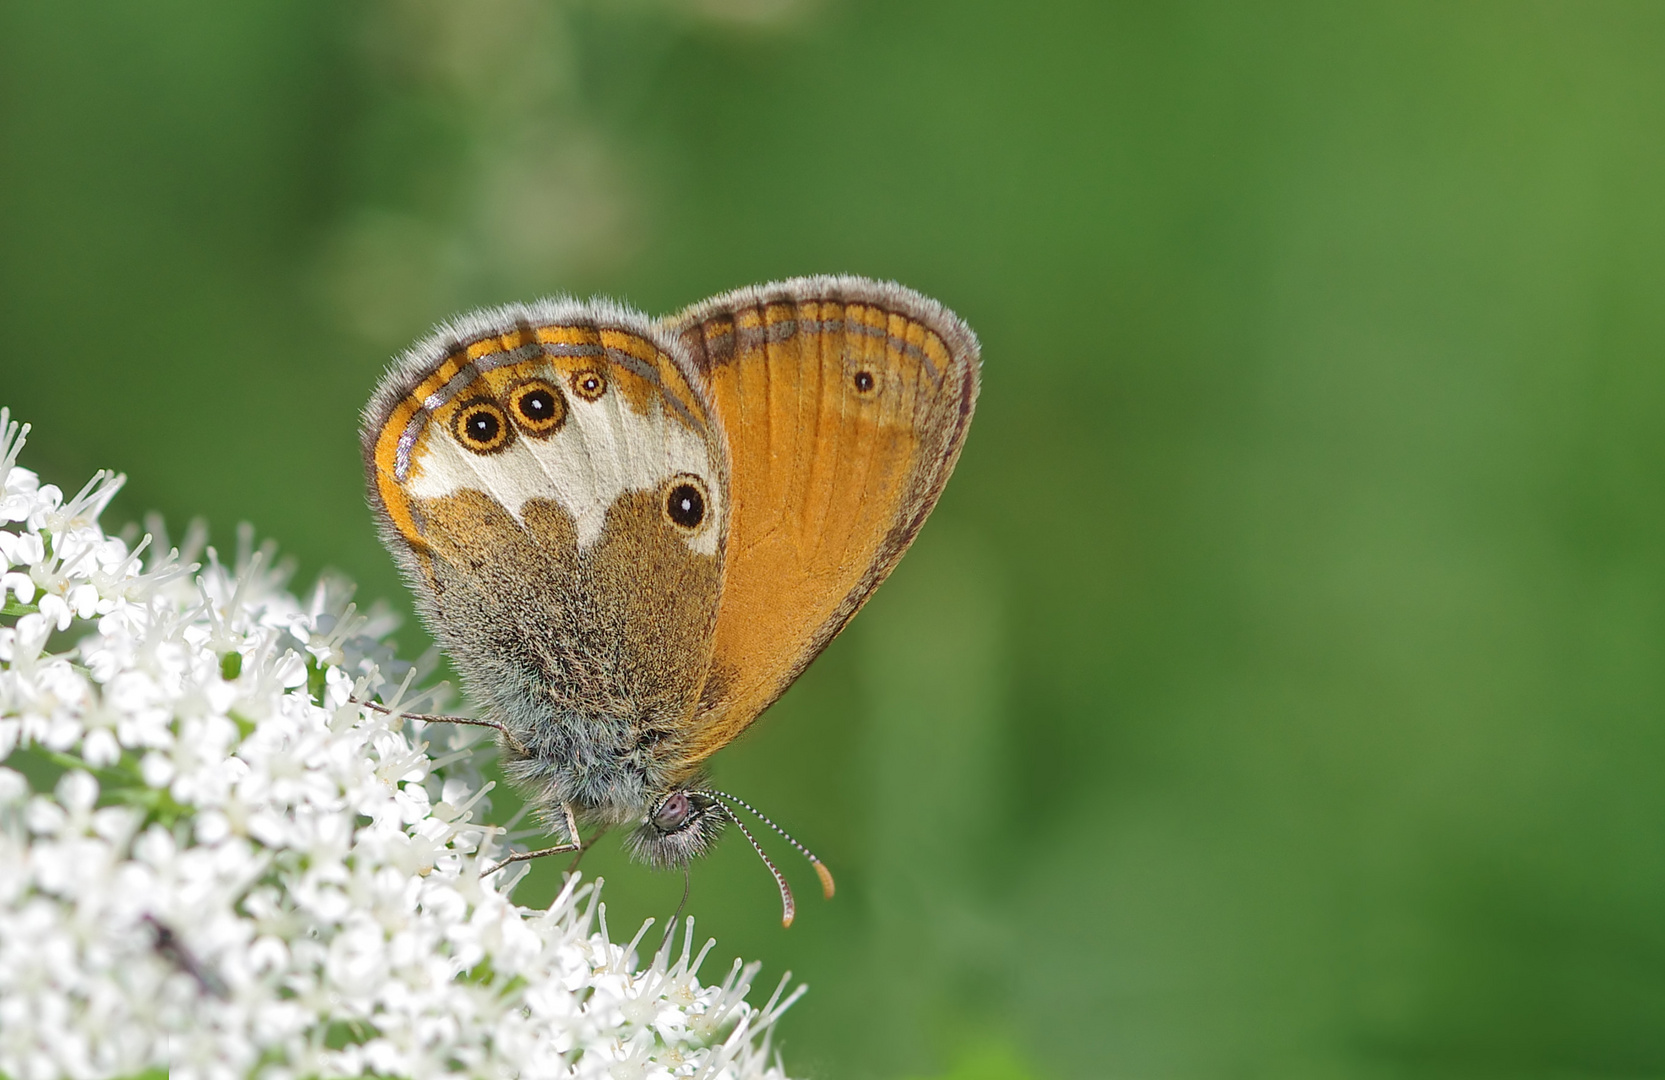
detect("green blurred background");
top-left (5, 2), bottom-right (1665, 1076)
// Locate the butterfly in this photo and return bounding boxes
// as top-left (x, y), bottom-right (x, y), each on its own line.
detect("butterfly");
top-left (362, 276), bottom-right (979, 924)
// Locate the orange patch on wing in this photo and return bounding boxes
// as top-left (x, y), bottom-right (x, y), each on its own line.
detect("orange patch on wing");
top-left (666, 289), bottom-right (977, 770)
top-left (534, 323), bottom-right (602, 348)
top-left (372, 348), bottom-right (477, 548)
top-left (373, 394), bottom-right (428, 548)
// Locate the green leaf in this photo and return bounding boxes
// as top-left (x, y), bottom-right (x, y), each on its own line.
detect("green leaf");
top-left (104, 783), bottom-right (190, 828)
top-left (323, 1018), bottom-right (374, 1049)
top-left (305, 656), bottom-right (327, 705)
top-left (4, 745), bottom-right (67, 792)
top-left (228, 709), bottom-right (257, 740)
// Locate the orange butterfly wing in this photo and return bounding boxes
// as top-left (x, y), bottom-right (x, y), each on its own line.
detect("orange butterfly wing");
top-left (666, 277), bottom-right (980, 768)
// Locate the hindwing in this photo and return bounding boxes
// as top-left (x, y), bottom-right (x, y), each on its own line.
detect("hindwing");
top-left (362, 301), bottom-right (729, 785)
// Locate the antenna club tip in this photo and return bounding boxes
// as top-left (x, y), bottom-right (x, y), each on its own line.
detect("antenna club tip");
top-left (813, 861), bottom-right (836, 899)
top-left (781, 910), bottom-right (795, 929)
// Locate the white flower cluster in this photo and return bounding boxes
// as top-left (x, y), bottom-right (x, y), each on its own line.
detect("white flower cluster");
top-left (0, 409), bottom-right (802, 1080)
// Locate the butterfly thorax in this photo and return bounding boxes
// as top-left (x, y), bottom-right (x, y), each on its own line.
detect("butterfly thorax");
top-left (494, 694), bottom-right (700, 828)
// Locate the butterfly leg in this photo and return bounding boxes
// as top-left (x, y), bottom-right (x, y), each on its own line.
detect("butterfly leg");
top-left (359, 700), bottom-right (529, 757)
top-left (565, 824), bottom-right (611, 873)
top-left (483, 803), bottom-right (582, 876)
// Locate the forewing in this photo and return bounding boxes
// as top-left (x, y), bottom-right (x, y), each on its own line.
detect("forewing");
top-left (666, 276), bottom-right (979, 765)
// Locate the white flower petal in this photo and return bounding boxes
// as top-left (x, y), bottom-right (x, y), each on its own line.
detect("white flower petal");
top-left (37, 594), bottom-right (72, 632)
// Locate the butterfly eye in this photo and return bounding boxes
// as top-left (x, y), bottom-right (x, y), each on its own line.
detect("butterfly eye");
top-left (663, 476), bottom-right (708, 532)
top-left (452, 400), bottom-right (512, 453)
top-left (653, 792), bottom-right (692, 833)
top-left (570, 369), bottom-right (607, 402)
top-left (853, 370), bottom-right (876, 393)
top-left (508, 379), bottom-right (566, 436)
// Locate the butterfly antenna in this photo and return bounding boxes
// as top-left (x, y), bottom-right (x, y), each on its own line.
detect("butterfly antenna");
top-left (710, 797), bottom-right (797, 927)
top-left (702, 789), bottom-right (836, 900)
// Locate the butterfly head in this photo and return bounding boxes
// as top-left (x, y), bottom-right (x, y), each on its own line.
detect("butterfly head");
top-left (627, 789), bottom-right (728, 870)
top-left (628, 787), bottom-right (836, 927)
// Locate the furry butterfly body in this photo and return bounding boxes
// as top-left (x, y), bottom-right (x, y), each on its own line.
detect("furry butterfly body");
top-left (363, 276), bottom-right (978, 886)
